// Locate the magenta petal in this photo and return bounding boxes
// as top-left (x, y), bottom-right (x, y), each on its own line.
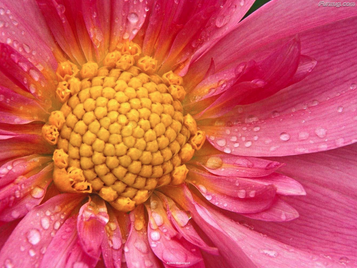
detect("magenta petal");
top-left (0, 163), bottom-right (52, 222)
top-left (242, 198), bottom-right (299, 222)
top-left (193, 153), bottom-right (283, 178)
top-left (101, 210), bottom-right (123, 268)
top-left (0, 194), bottom-right (84, 268)
top-left (125, 208), bottom-right (162, 268)
top-left (41, 215), bottom-right (98, 268)
top-left (77, 198), bottom-right (109, 259)
top-left (187, 167), bottom-right (276, 213)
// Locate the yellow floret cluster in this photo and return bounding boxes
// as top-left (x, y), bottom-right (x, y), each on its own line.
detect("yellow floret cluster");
top-left (42, 41), bottom-right (205, 212)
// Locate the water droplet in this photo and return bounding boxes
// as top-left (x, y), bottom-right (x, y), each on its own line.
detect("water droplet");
top-left (216, 139), bottom-right (226, 147)
top-left (28, 249), bottom-right (36, 257)
top-left (11, 210), bottom-right (20, 219)
top-left (151, 212), bottom-right (163, 226)
top-left (339, 256), bottom-right (350, 264)
top-left (315, 127), bottom-right (327, 138)
top-left (253, 126), bottom-right (260, 132)
top-left (53, 221), bottom-right (61, 230)
top-left (224, 148), bottom-right (231, 154)
top-left (244, 141), bottom-right (252, 148)
top-left (41, 217), bottom-right (50, 230)
top-left (281, 212), bottom-right (287, 221)
top-left (73, 262), bottom-right (88, 268)
top-left (150, 200), bottom-right (158, 209)
top-left (237, 189), bottom-right (246, 198)
top-left (260, 249), bottom-right (278, 258)
top-left (31, 186), bottom-right (45, 199)
top-left (127, 13), bottom-right (139, 24)
top-left (0, 9), bottom-right (4, 15)
top-left (150, 231), bottom-right (161, 241)
top-left (4, 258), bottom-right (14, 268)
top-left (23, 44), bottom-right (31, 54)
top-left (337, 106), bottom-right (343, 113)
top-left (350, 83), bottom-right (356, 90)
top-left (230, 136), bottom-right (237, 142)
top-left (249, 190), bottom-right (256, 198)
top-left (27, 229), bottom-right (41, 245)
top-left (198, 185), bottom-right (207, 194)
top-left (124, 246), bottom-right (129, 253)
top-left (29, 69), bottom-right (40, 81)
top-left (298, 132), bottom-right (309, 140)
top-left (205, 194), bottom-right (212, 201)
top-left (134, 239), bottom-right (148, 253)
top-left (233, 143), bottom-right (239, 147)
top-left (279, 132), bottom-right (290, 141)
top-left (144, 260), bottom-right (153, 267)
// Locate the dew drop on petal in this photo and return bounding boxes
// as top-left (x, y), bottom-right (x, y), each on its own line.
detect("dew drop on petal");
top-left (198, 185), bottom-right (207, 194)
top-left (31, 186), bottom-right (45, 199)
top-left (4, 259), bottom-right (13, 268)
top-left (134, 239), bottom-right (148, 254)
top-left (28, 249), bottom-right (36, 257)
top-left (298, 132), bottom-right (309, 140)
top-left (337, 106), bottom-right (344, 113)
top-left (127, 13), bottom-right (139, 24)
top-left (279, 132), bottom-right (290, 141)
top-left (216, 139), bottom-right (226, 147)
top-left (41, 217), bottom-right (50, 230)
top-left (150, 231), bottom-right (161, 241)
top-left (53, 221), bottom-right (61, 230)
top-left (315, 127), bottom-right (327, 138)
top-left (237, 189), bottom-right (246, 198)
top-left (151, 212), bottom-right (163, 227)
top-left (11, 210), bottom-right (20, 219)
top-left (260, 249), bottom-right (278, 258)
top-left (224, 148), bottom-right (231, 154)
top-left (249, 190), bottom-right (256, 198)
top-left (244, 141), bottom-right (252, 148)
top-left (27, 229), bottom-right (41, 245)
top-left (124, 246), bottom-right (129, 253)
top-left (144, 260), bottom-right (153, 267)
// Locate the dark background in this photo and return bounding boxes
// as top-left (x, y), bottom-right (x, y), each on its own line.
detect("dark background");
top-left (245, 0), bottom-right (271, 18)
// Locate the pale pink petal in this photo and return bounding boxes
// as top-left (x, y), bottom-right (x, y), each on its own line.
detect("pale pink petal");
top-left (193, 152), bottom-right (283, 178)
top-left (0, 86), bottom-right (48, 124)
top-left (0, 155), bottom-right (51, 187)
top-left (41, 215), bottom-right (98, 268)
top-left (0, 44), bottom-right (55, 110)
top-left (0, 163), bottom-right (52, 222)
top-left (187, 167), bottom-right (276, 213)
top-left (0, 194), bottom-right (84, 268)
top-left (186, 0), bottom-right (357, 78)
top-left (0, 0), bottom-right (58, 71)
top-left (242, 198), bottom-right (299, 222)
top-left (101, 209), bottom-right (123, 268)
top-left (77, 197), bottom-right (109, 259)
top-left (243, 144), bottom-right (357, 266)
top-left (146, 197), bottom-right (203, 266)
top-left (125, 207), bottom-right (162, 268)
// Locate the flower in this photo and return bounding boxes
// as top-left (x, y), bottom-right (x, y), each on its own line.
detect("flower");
top-left (0, 0), bottom-right (356, 267)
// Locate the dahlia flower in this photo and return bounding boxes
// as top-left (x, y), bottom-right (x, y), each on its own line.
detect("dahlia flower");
top-left (0, 0), bottom-right (356, 267)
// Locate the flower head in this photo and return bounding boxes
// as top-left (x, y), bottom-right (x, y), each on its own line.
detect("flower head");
top-left (0, 0), bottom-right (356, 267)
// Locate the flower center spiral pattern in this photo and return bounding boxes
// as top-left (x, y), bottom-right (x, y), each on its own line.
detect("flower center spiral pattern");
top-left (42, 42), bottom-right (205, 212)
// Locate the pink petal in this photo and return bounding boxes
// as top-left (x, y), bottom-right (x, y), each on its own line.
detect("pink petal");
top-left (0, 219), bottom-right (19, 251)
top-left (168, 184), bottom-right (256, 268)
top-left (187, 167), bottom-right (276, 213)
top-left (193, 152), bottom-right (283, 178)
top-left (0, 0), bottom-right (58, 71)
top-left (182, 185), bottom-right (344, 268)
top-left (0, 44), bottom-right (55, 110)
top-left (186, 0), bottom-right (357, 78)
top-left (0, 155), bottom-right (51, 187)
top-left (125, 207), bottom-right (162, 268)
top-left (245, 144), bottom-right (357, 266)
top-left (0, 136), bottom-right (53, 163)
top-left (101, 209), bottom-right (123, 268)
top-left (146, 196), bottom-right (203, 267)
top-left (110, 0), bottom-right (150, 51)
top-left (242, 198), bottom-right (299, 222)
top-left (159, 194), bottom-right (218, 255)
top-left (201, 17), bottom-right (357, 156)
top-left (0, 86), bottom-right (48, 124)
top-left (0, 194), bottom-right (85, 268)
top-left (77, 197), bottom-right (109, 259)
top-left (36, 0), bottom-right (87, 64)
top-left (0, 163), bottom-right (52, 222)
top-left (41, 215), bottom-right (98, 268)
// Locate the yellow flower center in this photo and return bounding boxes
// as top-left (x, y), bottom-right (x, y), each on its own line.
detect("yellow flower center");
top-left (42, 41), bottom-right (205, 212)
